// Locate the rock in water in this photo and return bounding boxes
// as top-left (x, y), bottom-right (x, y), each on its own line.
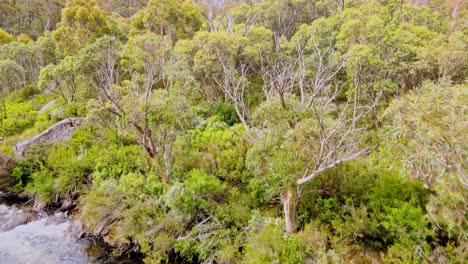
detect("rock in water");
top-left (0, 152), bottom-right (16, 190)
top-left (0, 205), bottom-right (89, 264)
top-left (0, 205), bottom-right (37, 231)
top-left (13, 118), bottom-right (83, 158)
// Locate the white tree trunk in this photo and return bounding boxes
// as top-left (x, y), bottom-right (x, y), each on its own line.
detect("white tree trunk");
top-left (281, 188), bottom-right (298, 233)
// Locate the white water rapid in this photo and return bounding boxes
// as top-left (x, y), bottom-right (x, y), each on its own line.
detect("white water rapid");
top-left (0, 204), bottom-right (91, 264)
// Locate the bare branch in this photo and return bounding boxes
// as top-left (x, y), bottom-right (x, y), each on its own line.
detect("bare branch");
top-left (297, 145), bottom-right (378, 185)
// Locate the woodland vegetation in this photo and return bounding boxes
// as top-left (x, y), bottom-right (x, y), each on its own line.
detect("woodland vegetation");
top-left (0, 0), bottom-right (466, 263)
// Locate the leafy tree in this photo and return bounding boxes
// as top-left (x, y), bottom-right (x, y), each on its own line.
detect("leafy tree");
top-left (232, 0), bottom-right (342, 47)
top-left (53, 0), bottom-right (110, 54)
top-left (0, 41), bottom-right (41, 85)
top-left (82, 36), bottom-right (195, 181)
top-left (122, 32), bottom-right (172, 91)
top-left (130, 0), bottom-right (203, 39)
top-left (185, 24), bottom-right (380, 233)
top-left (384, 81), bottom-right (467, 238)
top-left (37, 56), bottom-right (85, 104)
top-left (35, 32), bottom-right (62, 66)
top-left (0, 59), bottom-right (25, 120)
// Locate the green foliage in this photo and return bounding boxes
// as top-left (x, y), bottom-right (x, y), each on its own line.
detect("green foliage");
top-left (0, 0), bottom-right (64, 38)
top-left (27, 170), bottom-right (56, 203)
top-left (0, 28), bottom-right (14, 45)
top-left (166, 169), bottom-right (225, 216)
top-left (211, 101), bottom-right (239, 126)
top-left (53, 0), bottom-right (110, 54)
top-left (92, 144), bottom-right (150, 182)
top-left (0, 0), bottom-right (466, 263)
top-left (0, 41), bottom-right (42, 86)
top-left (367, 174), bottom-right (429, 248)
top-left (0, 99), bottom-right (37, 136)
top-left (23, 142), bottom-right (93, 203)
top-left (35, 32), bottom-right (62, 65)
top-left (10, 144), bottom-right (50, 190)
top-left (384, 81), bottom-right (467, 240)
top-left (173, 121), bottom-right (249, 183)
top-left (38, 55), bottom-right (86, 103)
top-left (0, 59), bottom-right (25, 94)
top-left (243, 220), bottom-right (306, 264)
top-left (130, 0), bottom-right (203, 40)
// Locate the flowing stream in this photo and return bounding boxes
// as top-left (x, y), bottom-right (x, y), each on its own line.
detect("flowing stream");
top-left (0, 197), bottom-right (141, 264)
top-left (0, 204), bottom-right (93, 264)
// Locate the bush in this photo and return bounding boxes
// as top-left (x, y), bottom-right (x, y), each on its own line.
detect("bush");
top-left (243, 219), bottom-right (306, 264)
top-left (22, 143), bottom-right (93, 203)
top-left (47, 144), bottom-right (94, 197)
top-left (166, 169), bottom-right (225, 216)
top-left (366, 173), bottom-right (429, 249)
top-left (0, 100), bottom-right (37, 136)
top-left (172, 121), bottom-right (249, 183)
top-left (92, 144), bottom-right (150, 182)
top-left (26, 169), bottom-right (56, 203)
top-left (12, 144), bottom-right (50, 190)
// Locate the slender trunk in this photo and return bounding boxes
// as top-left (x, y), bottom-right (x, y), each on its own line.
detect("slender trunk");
top-left (143, 129), bottom-right (157, 159)
top-left (450, 0), bottom-right (462, 37)
top-left (1, 99), bottom-right (6, 120)
top-left (281, 187), bottom-right (298, 233)
top-left (209, 9), bottom-right (216, 32)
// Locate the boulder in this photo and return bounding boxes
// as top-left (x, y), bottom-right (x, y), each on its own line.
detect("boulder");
top-left (71, 220), bottom-right (86, 239)
top-left (13, 117), bottom-right (83, 158)
top-left (60, 198), bottom-right (76, 211)
top-left (73, 215), bottom-right (120, 246)
top-left (0, 152), bottom-right (16, 190)
top-left (38, 99), bottom-right (58, 114)
top-left (0, 209), bottom-right (37, 231)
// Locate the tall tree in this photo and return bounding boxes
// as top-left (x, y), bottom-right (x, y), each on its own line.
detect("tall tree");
top-left (82, 35), bottom-right (193, 182)
top-left (53, 0), bottom-right (110, 54)
top-left (0, 41), bottom-right (41, 85)
top-left (0, 59), bottom-right (25, 119)
top-left (130, 0), bottom-right (203, 40)
top-left (384, 81), bottom-right (467, 236)
top-left (37, 56), bottom-right (84, 104)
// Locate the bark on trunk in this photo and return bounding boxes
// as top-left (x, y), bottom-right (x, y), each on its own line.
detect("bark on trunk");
top-left (281, 187), bottom-right (298, 233)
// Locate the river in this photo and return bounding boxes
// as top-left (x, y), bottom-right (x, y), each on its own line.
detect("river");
top-left (0, 199), bottom-right (141, 264)
top-left (0, 204), bottom-right (91, 263)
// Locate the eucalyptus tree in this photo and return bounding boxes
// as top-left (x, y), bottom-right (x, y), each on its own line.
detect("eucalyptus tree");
top-left (0, 59), bottom-right (25, 119)
top-left (0, 41), bottom-right (41, 85)
top-left (82, 35), bottom-right (194, 182)
top-left (191, 0), bottom-right (243, 33)
top-left (230, 0), bottom-right (344, 47)
top-left (53, 0), bottom-right (110, 55)
top-left (130, 0), bottom-right (203, 40)
top-left (181, 20), bottom-right (380, 232)
top-left (384, 81), bottom-right (467, 238)
top-left (35, 32), bottom-right (62, 66)
top-left (96, 0), bottom-right (148, 17)
top-left (37, 56), bottom-right (84, 104)
top-left (246, 37), bottom-right (380, 232)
